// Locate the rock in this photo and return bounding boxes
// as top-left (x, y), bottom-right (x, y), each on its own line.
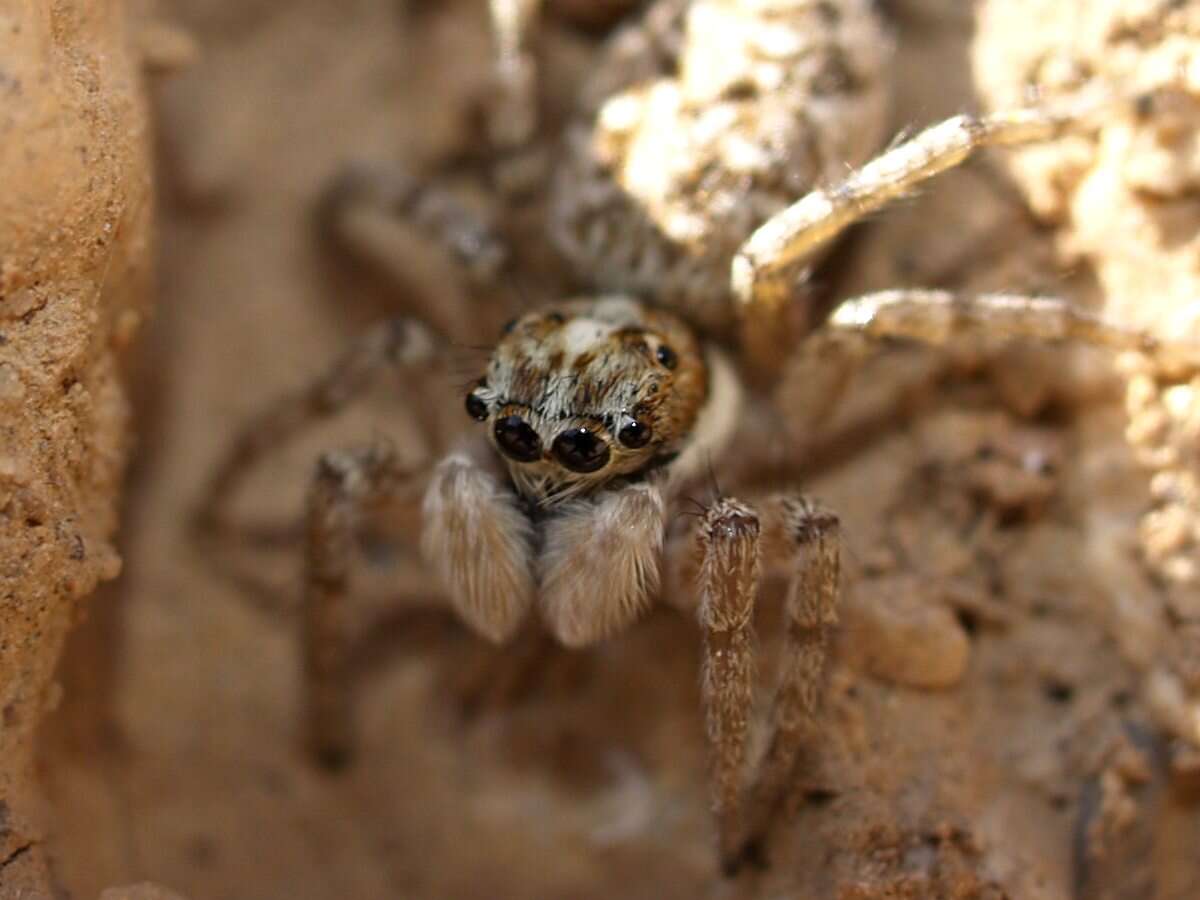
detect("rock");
top-left (843, 574), bottom-right (972, 690)
top-left (0, 1), bottom-right (154, 894)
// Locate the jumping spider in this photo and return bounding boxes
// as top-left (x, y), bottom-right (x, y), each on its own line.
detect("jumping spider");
top-left (195, 0), bottom-right (1195, 876)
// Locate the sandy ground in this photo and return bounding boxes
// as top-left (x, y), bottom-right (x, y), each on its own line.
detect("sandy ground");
top-left (33, 1), bottom-right (1200, 898)
top-left (0, 2), bottom-right (152, 893)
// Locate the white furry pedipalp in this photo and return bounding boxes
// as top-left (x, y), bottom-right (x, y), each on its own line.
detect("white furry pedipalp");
top-left (421, 452), bottom-right (536, 643)
top-left (537, 482), bottom-right (666, 647)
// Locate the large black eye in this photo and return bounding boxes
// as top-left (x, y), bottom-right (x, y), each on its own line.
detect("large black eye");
top-left (552, 428), bottom-right (610, 473)
top-left (656, 344), bottom-right (677, 369)
top-left (464, 393), bottom-right (488, 421)
top-left (494, 416), bottom-right (542, 462)
top-left (617, 419), bottom-right (651, 448)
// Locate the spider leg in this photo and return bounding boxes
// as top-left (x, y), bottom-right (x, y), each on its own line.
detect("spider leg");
top-left (310, 443), bottom-right (542, 766)
top-left (455, 624), bottom-right (559, 717)
top-left (695, 497), bottom-right (761, 875)
top-left (488, 0), bottom-right (542, 157)
top-left (738, 495), bottom-right (840, 872)
top-left (305, 443), bottom-right (420, 768)
top-left (315, 5), bottom-right (541, 325)
top-left (822, 289), bottom-right (1200, 366)
top-left (731, 96), bottom-right (1114, 361)
top-left (193, 318), bottom-right (436, 541)
top-left (692, 492), bottom-right (839, 876)
top-left (317, 164), bottom-right (510, 337)
top-left (779, 289), bottom-right (1200, 448)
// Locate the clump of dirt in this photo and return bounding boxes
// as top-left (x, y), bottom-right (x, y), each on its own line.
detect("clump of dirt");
top-left (0, 1), bottom-right (154, 895)
top-left (974, 0), bottom-right (1200, 340)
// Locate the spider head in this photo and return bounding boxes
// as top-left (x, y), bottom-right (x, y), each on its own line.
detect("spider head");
top-left (464, 296), bottom-right (708, 504)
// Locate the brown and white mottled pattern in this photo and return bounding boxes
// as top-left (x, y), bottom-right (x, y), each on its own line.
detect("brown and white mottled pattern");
top-left (472, 296), bottom-right (709, 502)
top-left (697, 498), bottom-right (761, 872)
top-left (743, 495), bottom-right (840, 861)
top-left (551, 0), bottom-right (894, 335)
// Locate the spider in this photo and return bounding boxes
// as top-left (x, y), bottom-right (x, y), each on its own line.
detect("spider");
top-left (194, 0), bottom-right (1195, 877)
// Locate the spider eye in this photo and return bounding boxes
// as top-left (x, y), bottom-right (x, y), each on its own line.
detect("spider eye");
top-left (617, 419), bottom-right (651, 448)
top-left (464, 393), bottom-right (489, 421)
top-left (552, 428), bottom-right (610, 473)
top-left (656, 345), bottom-right (677, 369)
top-left (494, 415), bottom-right (542, 462)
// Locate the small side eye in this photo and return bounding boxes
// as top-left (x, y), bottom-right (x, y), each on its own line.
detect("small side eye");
top-left (617, 419), bottom-right (651, 448)
top-left (656, 345), bottom-right (677, 369)
top-left (465, 393), bottom-right (489, 421)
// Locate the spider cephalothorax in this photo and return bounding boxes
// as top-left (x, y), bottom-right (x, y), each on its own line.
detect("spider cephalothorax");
top-left (466, 296), bottom-right (710, 503)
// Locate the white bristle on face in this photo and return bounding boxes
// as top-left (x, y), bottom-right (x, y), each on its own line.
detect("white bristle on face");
top-left (559, 317), bottom-right (616, 358)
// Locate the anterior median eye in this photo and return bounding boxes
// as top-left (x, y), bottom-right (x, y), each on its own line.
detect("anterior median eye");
top-left (552, 427), bottom-right (610, 473)
top-left (617, 419), bottom-right (651, 448)
top-left (655, 344), bottom-right (677, 369)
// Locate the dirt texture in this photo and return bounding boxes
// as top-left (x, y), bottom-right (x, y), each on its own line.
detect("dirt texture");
top-left (24, 1), bottom-right (1200, 899)
top-left (974, 0), bottom-right (1200, 768)
top-left (0, 1), bottom-right (153, 895)
top-left (974, 0), bottom-right (1200, 344)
